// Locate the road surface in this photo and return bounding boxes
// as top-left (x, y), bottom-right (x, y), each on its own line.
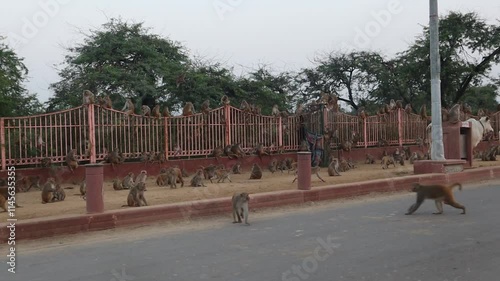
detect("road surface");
top-left (2, 180), bottom-right (499, 281)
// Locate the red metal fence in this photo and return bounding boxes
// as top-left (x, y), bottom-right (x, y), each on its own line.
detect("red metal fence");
top-left (1, 104), bottom-right (497, 170)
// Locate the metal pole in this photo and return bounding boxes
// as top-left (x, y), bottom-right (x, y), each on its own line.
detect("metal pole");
top-left (429, 0), bottom-right (445, 160)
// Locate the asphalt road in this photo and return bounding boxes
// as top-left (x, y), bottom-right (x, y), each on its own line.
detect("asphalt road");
top-left (2, 181), bottom-right (500, 281)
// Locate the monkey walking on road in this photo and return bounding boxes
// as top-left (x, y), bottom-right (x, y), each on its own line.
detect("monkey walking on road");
top-left (405, 183), bottom-right (466, 215)
top-left (232, 192), bottom-right (250, 225)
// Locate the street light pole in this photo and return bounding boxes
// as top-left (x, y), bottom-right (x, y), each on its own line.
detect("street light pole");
top-left (429, 0), bottom-right (445, 160)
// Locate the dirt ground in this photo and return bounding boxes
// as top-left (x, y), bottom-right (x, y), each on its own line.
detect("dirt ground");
top-left (3, 159), bottom-right (499, 221)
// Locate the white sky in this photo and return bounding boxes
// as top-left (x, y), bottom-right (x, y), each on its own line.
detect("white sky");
top-left (1, 0), bottom-right (499, 103)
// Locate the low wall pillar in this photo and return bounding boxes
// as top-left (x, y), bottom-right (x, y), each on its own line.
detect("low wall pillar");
top-left (297, 151), bottom-right (312, 190)
top-left (85, 164), bottom-right (104, 213)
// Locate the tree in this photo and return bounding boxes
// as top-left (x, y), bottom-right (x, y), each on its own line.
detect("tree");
top-left (47, 18), bottom-right (189, 112)
top-left (0, 37), bottom-right (43, 117)
top-left (397, 12), bottom-right (500, 108)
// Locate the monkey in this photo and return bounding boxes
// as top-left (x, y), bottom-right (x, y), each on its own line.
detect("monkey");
top-left (252, 105), bottom-right (261, 115)
top-left (0, 191), bottom-right (7, 212)
top-left (389, 99), bottom-right (397, 110)
top-left (404, 103), bottom-right (412, 115)
top-left (211, 146), bottom-right (224, 162)
top-left (112, 178), bottom-right (124, 190)
top-left (149, 105), bottom-right (161, 119)
top-left (326, 94), bottom-right (339, 112)
top-left (384, 103), bottom-right (391, 114)
top-left (271, 104), bottom-right (280, 117)
top-left (52, 184), bottom-right (66, 202)
top-left (292, 165), bottom-right (325, 182)
top-left (162, 107), bottom-right (171, 117)
top-left (268, 158), bottom-right (278, 173)
top-left (172, 143), bottom-right (182, 158)
top-left (377, 139), bottom-right (389, 147)
top-left (65, 149), bottom-right (79, 173)
top-left (231, 162), bottom-right (242, 174)
top-left (441, 107), bottom-right (449, 122)
top-left (255, 143), bottom-right (269, 162)
top-left (100, 95), bottom-right (113, 109)
top-left (135, 170), bottom-right (148, 184)
top-left (338, 158), bottom-right (351, 172)
top-left (82, 90), bottom-right (95, 105)
top-left (295, 103), bottom-right (304, 115)
top-left (216, 168), bottom-right (232, 183)
top-left (103, 149), bottom-right (125, 169)
top-left (230, 143), bottom-right (246, 158)
top-left (156, 172), bottom-right (168, 187)
top-left (240, 100), bottom-right (251, 113)
top-left (420, 104), bottom-right (428, 121)
top-left (365, 154), bottom-right (376, 164)
top-left (415, 136), bottom-right (425, 149)
top-left (121, 172), bottom-right (135, 190)
top-left (190, 169), bottom-right (206, 187)
top-left (18, 175), bottom-right (41, 192)
top-left (182, 102), bottom-right (195, 116)
top-left (121, 98), bottom-right (135, 115)
top-left (80, 180), bottom-right (86, 199)
top-left (41, 157), bottom-right (52, 168)
top-left (41, 177), bottom-right (57, 204)
top-left (0, 186), bottom-right (22, 211)
top-left (166, 167), bottom-right (184, 188)
top-left (477, 108), bottom-right (486, 117)
top-left (328, 158), bottom-right (341, 176)
top-left (249, 163), bottom-right (262, 179)
top-left (140, 151), bottom-right (153, 166)
top-left (381, 155), bottom-right (396, 169)
top-left (125, 182), bottom-right (148, 207)
top-left (299, 140), bottom-right (310, 151)
top-left (340, 140), bottom-right (352, 152)
top-left (221, 95), bottom-right (230, 105)
top-left (200, 99), bottom-right (211, 114)
top-left (141, 105), bottom-right (151, 117)
top-left (358, 107), bottom-right (367, 120)
top-left (276, 159), bottom-right (287, 173)
top-left (402, 146), bottom-right (411, 161)
top-left (447, 103), bottom-right (461, 124)
top-left (37, 134), bottom-right (45, 148)
top-left (395, 100), bottom-right (403, 109)
top-left (181, 168), bottom-right (189, 178)
top-left (232, 192), bottom-right (250, 225)
top-left (405, 183), bottom-right (465, 215)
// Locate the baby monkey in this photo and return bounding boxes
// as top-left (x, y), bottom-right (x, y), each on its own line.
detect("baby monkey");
top-left (232, 192), bottom-right (250, 225)
top-left (405, 183), bottom-right (466, 215)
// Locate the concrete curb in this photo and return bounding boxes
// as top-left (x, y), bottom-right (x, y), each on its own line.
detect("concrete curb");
top-left (1, 166), bottom-right (499, 242)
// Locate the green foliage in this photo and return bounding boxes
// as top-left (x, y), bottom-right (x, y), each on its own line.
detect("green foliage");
top-left (0, 37), bottom-right (44, 117)
top-left (47, 18), bottom-right (189, 112)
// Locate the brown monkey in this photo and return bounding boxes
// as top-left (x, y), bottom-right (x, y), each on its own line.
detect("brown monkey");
top-left (141, 105), bottom-right (151, 117)
top-left (65, 149), bottom-right (79, 173)
top-left (211, 146), bottom-right (224, 162)
top-left (405, 183), bottom-right (465, 215)
top-left (135, 170), bottom-right (148, 184)
top-left (125, 182), bottom-right (148, 207)
top-left (420, 104), bottom-right (428, 121)
top-left (103, 149), bottom-right (125, 169)
top-left (404, 103), bottom-right (412, 115)
top-left (190, 169), bottom-right (206, 187)
top-left (52, 184), bottom-right (66, 202)
top-left (166, 168), bottom-right (179, 189)
top-left (292, 165), bottom-right (325, 183)
top-left (112, 178), bottom-right (124, 190)
top-left (41, 157), bottom-right (52, 168)
top-left (80, 180), bottom-right (86, 199)
top-left (358, 107), bottom-right (367, 120)
top-left (295, 103), bottom-right (304, 115)
top-left (100, 95), bottom-right (112, 109)
top-left (41, 177), bottom-right (57, 204)
top-left (402, 146), bottom-right (411, 160)
top-left (200, 100), bottom-right (211, 114)
top-left (268, 158), bottom-right (278, 173)
top-left (328, 158), bottom-right (341, 176)
top-left (224, 145), bottom-right (237, 159)
top-left (0, 186), bottom-right (22, 211)
top-left (121, 172), bottom-right (135, 190)
top-left (447, 103), bottom-right (461, 124)
top-left (121, 99), bottom-right (135, 115)
top-left (240, 100), bottom-right (251, 113)
top-left (255, 143), bottom-right (269, 161)
top-left (249, 163), bottom-right (262, 179)
top-left (156, 173), bottom-right (168, 187)
top-left (232, 192), bottom-right (250, 225)
top-left (381, 156), bottom-right (396, 169)
top-left (377, 139), bottom-right (389, 147)
top-left (299, 140), bottom-right (310, 151)
top-left (216, 168), bottom-right (232, 183)
top-left (231, 162), bottom-right (242, 174)
top-left (389, 99), bottom-right (397, 110)
top-left (172, 143), bottom-right (182, 158)
top-left (18, 175), bottom-right (41, 192)
top-left (365, 154), bottom-right (376, 164)
top-left (82, 90), bottom-right (95, 105)
top-left (395, 100), bottom-right (403, 109)
top-left (340, 140), bottom-right (352, 152)
top-left (182, 102), bottom-right (195, 116)
top-left (221, 95), bottom-right (230, 105)
top-left (152, 105), bottom-right (161, 118)
top-left (162, 107), bottom-right (171, 117)
top-left (0, 192), bottom-right (7, 212)
top-left (230, 143), bottom-right (246, 158)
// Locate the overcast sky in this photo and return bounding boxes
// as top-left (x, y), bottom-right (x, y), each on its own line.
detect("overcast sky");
top-left (1, 0), bottom-right (499, 103)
